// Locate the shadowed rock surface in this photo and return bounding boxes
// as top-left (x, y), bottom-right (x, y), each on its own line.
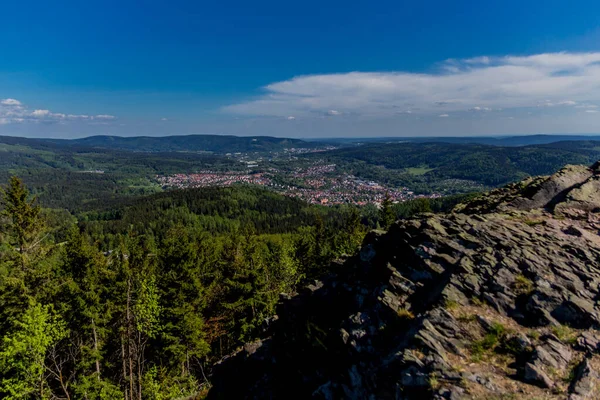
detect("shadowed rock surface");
top-left (208, 163), bottom-right (600, 399)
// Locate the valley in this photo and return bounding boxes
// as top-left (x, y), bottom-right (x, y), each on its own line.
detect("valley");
top-left (2, 134), bottom-right (600, 211)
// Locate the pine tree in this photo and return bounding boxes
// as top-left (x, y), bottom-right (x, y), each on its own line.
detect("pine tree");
top-left (379, 193), bottom-right (395, 230)
top-left (1, 176), bottom-right (43, 267)
top-left (58, 228), bottom-right (116, 397)
top-left (158, 225), bottom-right (209, 377)
top-left (0, 177), bottom-right (50, 342)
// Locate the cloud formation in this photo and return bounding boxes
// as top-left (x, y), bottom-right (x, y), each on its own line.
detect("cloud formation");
top-left (1, 98), bottom-right (22, 106)
top-left (224, 52), bottom-right (600, 118)
top-left (0, 98), bottom-right (116, 125)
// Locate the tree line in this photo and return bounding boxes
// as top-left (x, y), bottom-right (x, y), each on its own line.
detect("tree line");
top-left (0, 178), bottom-right (366, 399)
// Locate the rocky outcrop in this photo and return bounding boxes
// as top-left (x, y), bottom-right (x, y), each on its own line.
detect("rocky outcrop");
top-left (208, 163), bottom-right (600, 399)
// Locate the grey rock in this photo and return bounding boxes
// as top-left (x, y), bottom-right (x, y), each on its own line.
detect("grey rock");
top-left (569, 358), bottom-right (600, 399)
top-left (524, 362), bottom-right (554, 388)
top-left (577, 331), bottom-right (600, 353)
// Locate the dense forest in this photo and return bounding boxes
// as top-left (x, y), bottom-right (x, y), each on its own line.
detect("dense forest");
top-left (312, 141), bottom-right (600, 193)
top-left (0, 173), bottom-right (474, 399)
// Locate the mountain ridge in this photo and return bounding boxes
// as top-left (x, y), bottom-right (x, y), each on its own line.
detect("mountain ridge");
top-left (0, 133), bottom-right (321, 153)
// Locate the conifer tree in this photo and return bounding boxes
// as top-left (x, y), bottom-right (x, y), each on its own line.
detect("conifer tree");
top-left (158, 225), bottom-right (209, 377)
top-left (379, 193), bottom-right (395, 230)
top-left (1, 176), bottom-right (43, 268)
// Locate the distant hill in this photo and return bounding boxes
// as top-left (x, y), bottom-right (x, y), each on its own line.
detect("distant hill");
top-left (4, 133), bottom-right (600, 153)
top-left (0, 133), bottom-right (325, 153)
top-left (320, 134), bottom-right (600, 147)
top-left (304, 140), bottom-right (600, 193)
top-left (44, 134), bottom-right (320, 153)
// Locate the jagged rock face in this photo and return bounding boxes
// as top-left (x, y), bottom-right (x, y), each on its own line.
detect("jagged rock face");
top-left (208, 163), bottom-right (600, 399)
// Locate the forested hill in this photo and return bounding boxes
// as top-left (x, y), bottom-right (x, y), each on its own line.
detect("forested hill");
top-left (342, 134), bottom-right (600, 146)
top-left (0, 177), bottom-right (369, 399)
top-left (306, 140), bottom-right (600, 191)
top-left (0, 134), bottom-right (320, 153)
top-left (79, 185), bottom-right (361, 250)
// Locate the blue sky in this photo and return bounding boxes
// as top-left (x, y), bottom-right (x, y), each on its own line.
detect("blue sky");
top-left (2, 0), bottom-right (600, 138)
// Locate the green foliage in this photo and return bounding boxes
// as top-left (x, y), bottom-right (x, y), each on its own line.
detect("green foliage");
top-left (551, 324), bottom-right (577, 344)
top-left (313, 141), bottom-right (600, 193)
top-left (1, 176), bottom-right (44, 267)
top-left (428, 373), bottom-right (440, 390)
top-left (379, 194), bottom-right (395, 229)
top-left (471, 322), bottom-right (508, 361)
top-left (513, 274), bottom-right (534, 295)
top-left (134, 276), bottom-right (162, 338)
top-left (444, 299), bottom-right (460, 310)
top-left (72, 376), bottom-right (124, 400)
top-left (527, 330), bottom-right (541, 341)
top-left (142, 366), bottom-right (199, 400)
top-left (0, 300), bottom-right (66, 399)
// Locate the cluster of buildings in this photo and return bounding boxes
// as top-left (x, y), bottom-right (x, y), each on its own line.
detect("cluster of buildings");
top-left (157, 163), bottom-right (441, 206)
top-left (156, 171), bottom-right (272, 189)
top-left (283, 146), bottom-right (338, 154)
top-left (279, 175), bottom-right (419, 205)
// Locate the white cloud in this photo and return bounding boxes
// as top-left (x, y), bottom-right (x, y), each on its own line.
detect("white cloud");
top-left (93, 114), bottom-right (116, 120)
top-left (538, 100), bottom-right (578, 107)
top-left (67, 114), bottom-right (89, 120)
top-left (1, 98), bottom-right (22, 106)
top-left (463, 56), bottom-right (491, 65)
top-left (439, 114), bottom-right (449, 117)
top-left (0, 99), bottom-right (116, 125)
top-left (161, 117), bottom-right (168, 121)
top-left (286, 116), bottom-right (296, 120)
top-left (585, 110), bottom-right (599, 113)
top-left (224, 52), bottom-right (600, 118)
top-left (31, 109), bottom-right (50, 118)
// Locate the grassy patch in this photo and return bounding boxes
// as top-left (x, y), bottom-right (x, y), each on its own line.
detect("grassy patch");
top-left (405, 166), bottom-right (434, 176)
top-left (551, 324), bottom-right (577, 344)
top-left (470, 297), bottom-right (484, 307)
top-left (444, 299), bottom-right (460, 310)
top-left (471, 322), bottom-right (508, 361)
top-left (527, 330), bottom-right (541, 341)
top-left (513, 274), bottom-right (534, 295)
top-left (457, 313), bottom-right (477, 323)
top-left (428, 373), bottom-right (441, 390)
top-left (397, 308), bottom-right (415, 320)
top-left (522, 218), bottom-right (545, 227)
